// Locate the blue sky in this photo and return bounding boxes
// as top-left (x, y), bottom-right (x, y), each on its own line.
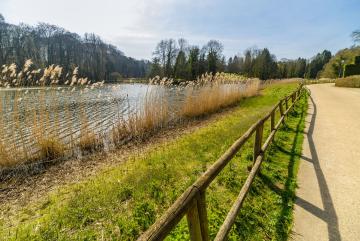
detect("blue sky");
top-left (0, 0), bottom-right (359, 60)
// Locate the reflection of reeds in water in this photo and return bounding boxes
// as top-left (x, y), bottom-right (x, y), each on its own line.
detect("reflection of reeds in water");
top-left (0, 61), bottom-right (261, 170)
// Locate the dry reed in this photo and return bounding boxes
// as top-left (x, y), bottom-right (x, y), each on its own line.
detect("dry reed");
top-left (0, 63), bottom-right (261, 171)
top-left (0, 60), bottom-right (104, 168)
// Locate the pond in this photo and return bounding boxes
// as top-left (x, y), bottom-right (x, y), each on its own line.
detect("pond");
top-left (0, 83), bottom-right (189, 155)
top-left (0, 81), bottom-right (252, 165)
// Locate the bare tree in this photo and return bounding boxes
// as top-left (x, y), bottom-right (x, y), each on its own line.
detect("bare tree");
top-left (352, 30), bottom-right (360, 44)
top-left (0, 18), bottom-right (149, 81)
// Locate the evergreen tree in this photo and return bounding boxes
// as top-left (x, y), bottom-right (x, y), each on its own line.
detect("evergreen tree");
top-left (173, 50), bottom-right (187, 79)
top-left (198, 51), bottom-right (207, 76)
top-left (227, 55), bottom-right (243, 73)
top-left (205, 40), bottom-right (223, 74)
top-left (253, 48), bottom-right (277, 80)
top-left (305, 50), bottom-right (332, 78)
top-left (243, 50), bottom-right (253, 76)
top-left (187, 46), bottom-right (200, 80)
top-left (149, 57), bottom-right (162, 77)
top-left (294, 58), bottom-right (306, 77)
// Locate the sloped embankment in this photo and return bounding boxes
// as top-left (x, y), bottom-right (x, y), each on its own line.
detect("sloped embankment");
top-left (0, 83), bottom-right (307, 240)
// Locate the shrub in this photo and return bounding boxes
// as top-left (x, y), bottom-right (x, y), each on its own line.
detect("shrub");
top-left (344, 63), bottom-right (360, 78)
top-left (109, 72), bottom-right (123, 81)
top-left (335, 75), bottom-right (360, 88)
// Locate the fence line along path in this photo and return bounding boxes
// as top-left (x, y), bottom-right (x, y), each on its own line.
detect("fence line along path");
top-left (137, 85), bottom-right (305, 241)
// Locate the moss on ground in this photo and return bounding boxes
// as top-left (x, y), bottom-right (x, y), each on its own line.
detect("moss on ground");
top-left (1, 83), bottom-right (307, 241)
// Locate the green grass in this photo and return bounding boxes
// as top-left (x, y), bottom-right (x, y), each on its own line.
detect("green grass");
top-left (0, 83), bottom-right (308, 241)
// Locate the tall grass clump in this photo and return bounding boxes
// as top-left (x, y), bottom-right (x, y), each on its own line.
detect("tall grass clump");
top-left (111, 87), bottom-right (170, 144)
top-left (335, 75), bottom-right (360, 88)
top-left (134, 89), bottom-right (170, 137)
top-left (0, 60), bottom-right (105, 170)
top-left (179, 73), bottom-right (260, 118)
top-left (36, 135), bottom-right (66, 161)
top-left (79, 112), bottom-right (104, 154)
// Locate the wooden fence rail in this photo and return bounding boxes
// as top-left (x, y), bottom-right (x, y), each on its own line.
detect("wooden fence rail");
top-left (138, 85), bottom-right (305, 241)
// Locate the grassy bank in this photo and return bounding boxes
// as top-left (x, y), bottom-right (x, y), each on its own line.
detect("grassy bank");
top-left (335, 75), bottom-right (360, 88)
top-left (0, 83), bottom-right (307, 240)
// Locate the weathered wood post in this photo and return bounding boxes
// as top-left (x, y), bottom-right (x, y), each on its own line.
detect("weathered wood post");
top-left (279, 100), bottom-right (284, 116)
top-left (270, 109), bottom-right (275, 131)
top-left (197, 191), bottom-right (210, 241)
top-left (187, 198), bottom-right (203, 241)
top-left (253, 121), bottom-right (264, 164)
top-left (285, 97), bottom-right (289, 110)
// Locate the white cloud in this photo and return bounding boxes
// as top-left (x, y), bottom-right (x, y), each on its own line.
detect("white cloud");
top-left (0, 0), bottom-right (355, 60)
top-left (0, 0), bottom-right (185, 59)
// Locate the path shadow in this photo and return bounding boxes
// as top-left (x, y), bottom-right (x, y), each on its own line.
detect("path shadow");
top-left (295, 94), bottom-right (341, 241)
top-left (258, 97), bottom-right (306, 240)
top-left (259, 94), bottom-right (341, 241)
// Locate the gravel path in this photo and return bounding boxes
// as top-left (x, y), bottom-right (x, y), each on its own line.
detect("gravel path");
top-left (293, 84), bottom-right (360, 241)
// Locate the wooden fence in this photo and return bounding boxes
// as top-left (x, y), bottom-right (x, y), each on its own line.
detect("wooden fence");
top-left (138, 85), bottom-right (305, 241)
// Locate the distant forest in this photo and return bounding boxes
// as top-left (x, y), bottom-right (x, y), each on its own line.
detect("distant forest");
top-left (1, 13), bottom-right (336, 82)
top-left (0, 14), bottom-right (150, 81)
top-left (150, 38), bottom-right (332, 80)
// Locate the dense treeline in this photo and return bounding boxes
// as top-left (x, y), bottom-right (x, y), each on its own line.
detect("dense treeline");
top-left (0, 12), bottom-right (334, 82)
top-left (0, 14), bottom-right (149, 81)
top-left (304, 50), bottom-right (332, 78)
top-left (150, 39), bottom-right (226, 80)
top-left (150, 38), bottom-right (332, 80)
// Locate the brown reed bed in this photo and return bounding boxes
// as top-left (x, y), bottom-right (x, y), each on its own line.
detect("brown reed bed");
top-left (0, 62), bottom-right (261, 178)
top-left (181, 80), bottom-right (259, 118)
top-left (0, 60), bottom-right (104, 171)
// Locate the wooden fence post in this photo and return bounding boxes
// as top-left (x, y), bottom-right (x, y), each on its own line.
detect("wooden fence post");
top-left (197, 191), bottom-right (210, 241)
top-left (279, 100), bottom-right (284, 116)
top-left (137, 87), bottom-right (305, 241)
top-left (187, 198), bottom-right (203, 241)
top-left (270, 110), bottom-right (275, 131)
top-left (253, 121), bottom-right (264, 164)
